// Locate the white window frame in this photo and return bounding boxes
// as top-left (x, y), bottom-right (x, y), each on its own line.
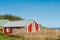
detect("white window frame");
top-left (32, 22), bottom-right (35, 27)
top-left (6, 28), bottom-right (10, 32)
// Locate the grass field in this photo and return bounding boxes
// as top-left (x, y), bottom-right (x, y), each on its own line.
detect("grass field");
top-left (0, 28), bottom-right (60, 40)
top-left (0, 30), bottom-right (34, 40)
top-left (0, 30), bottom-right (26, 40)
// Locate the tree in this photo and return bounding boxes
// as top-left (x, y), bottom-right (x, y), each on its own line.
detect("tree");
top-left (0, 14), bottom-right (24, 21)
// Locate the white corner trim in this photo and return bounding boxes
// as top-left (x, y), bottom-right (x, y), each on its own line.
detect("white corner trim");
top-left (27, 20), bottom-right (33, 32)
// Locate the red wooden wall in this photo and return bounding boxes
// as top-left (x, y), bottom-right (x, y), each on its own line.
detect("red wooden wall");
top-left (4, 27), bottom-right (12, 34)
top-left (28, 21), bottom-right (39, 32)
top-left (35, 22), bottom-right (39, 32)
top-left (28, 23), bottom-right (32, 32)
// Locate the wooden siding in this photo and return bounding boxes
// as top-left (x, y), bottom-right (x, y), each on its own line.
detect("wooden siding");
top-left (4, 27), bottom-right (12, 34)
top-left (28, 23), bottom-right (32, 32)
top-left (35, 22), bottom-right (39, 32)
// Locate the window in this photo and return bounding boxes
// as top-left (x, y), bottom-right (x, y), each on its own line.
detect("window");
top-left (12, 27), bottom-right (15, 30)
top-left (32, 21), bottom-right (35, 27)
top-left (7, 28), bottom-right (10, 32)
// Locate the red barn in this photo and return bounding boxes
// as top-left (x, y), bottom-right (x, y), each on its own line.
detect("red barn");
top-left (3, 19), bottom-right (40, 34)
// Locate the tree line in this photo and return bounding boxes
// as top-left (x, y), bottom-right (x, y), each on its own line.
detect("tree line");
top-left (0, 14), bottom-right (24, 21)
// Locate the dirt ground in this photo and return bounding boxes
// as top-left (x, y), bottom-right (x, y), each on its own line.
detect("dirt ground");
top-left (9, 28), bottom-right (60, 40)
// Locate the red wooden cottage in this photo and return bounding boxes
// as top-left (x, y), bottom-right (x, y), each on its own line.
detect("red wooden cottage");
top-left (3, 19), bottom-right (40, 34)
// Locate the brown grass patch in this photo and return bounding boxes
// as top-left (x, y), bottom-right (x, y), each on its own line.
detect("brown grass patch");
top-left (8, 28), bottom-right (60, 40)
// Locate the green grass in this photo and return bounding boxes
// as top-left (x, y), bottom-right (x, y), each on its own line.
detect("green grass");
top-left (0, 30), bottom-right (25, 40)
top-left (0, 30), bottom-right (8, 40)
top-left (0, 30), bottom-right (59, 40)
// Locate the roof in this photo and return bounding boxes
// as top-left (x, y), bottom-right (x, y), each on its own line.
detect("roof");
top-left (0, 19), bottom-right (9, 26)
top-left (3, 20), bottom-right (33, 27)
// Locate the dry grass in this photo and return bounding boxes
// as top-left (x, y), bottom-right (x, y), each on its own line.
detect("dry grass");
top-left (0, 26), bottom-right (2, 30)
top-left (8, 28), bottom-right (60, 40)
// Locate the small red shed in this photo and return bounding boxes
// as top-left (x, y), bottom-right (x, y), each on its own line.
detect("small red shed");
top-left (3, 19), bottom-right (40, 34)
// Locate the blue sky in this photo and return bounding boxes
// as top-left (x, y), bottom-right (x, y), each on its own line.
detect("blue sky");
top-left (0, 0), bottom-right (60, 28)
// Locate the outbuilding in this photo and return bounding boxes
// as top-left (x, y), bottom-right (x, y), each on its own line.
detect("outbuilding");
top-left (0, 20), bottom-right (9, 30)
top-left (3, 19), bottom-right (40, 34)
